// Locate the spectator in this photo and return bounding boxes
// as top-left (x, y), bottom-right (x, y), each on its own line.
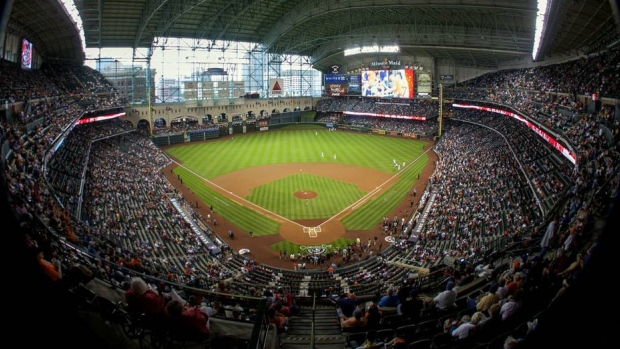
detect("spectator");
top-left (124, 277), bottom-right (166, 322)
top-left (335, 293), bottom-right (358, 318)
top-left (341, 310), bottom-right (367, 331)
top-left (505, 273), bottom-right (524, 296)
top-left (378, 288), bottom-right (399, 307)
top-left (165, 299), bottom-right (210, 342)
top-left (476, 283), bottom-right (500, 315)
top-left (539, 215), bottom-right (559, 257)
top-left (35, 247), bottom-right (62, 282)
top-left (496, 277), bottom-right (509, 301)
top-left (499, 290), bottom-right (523, 322)
top-left (349, 330), bottom-right (383, 349)
top-left (476, 303), bottom-right (504, 341)
top-left (383, 329), bottom-right (407, 349)
top-left (276, 287), bottom-right (298, 317)
top-left (266, 305), bottom-right (288, 332)
top-left (200, 300), bottom-right (221, 331)
top-left (397, 287), bottom-right (423, 322)
top-left (451, 311), bottom-right (485, 340)
top-left (364, 303), bottom-right (382, 330)
top-left (425, 281), bottom-right (457, 311)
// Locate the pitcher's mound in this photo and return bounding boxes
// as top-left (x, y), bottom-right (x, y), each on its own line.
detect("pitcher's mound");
top-left (294, 190), bottom-right (317, 199)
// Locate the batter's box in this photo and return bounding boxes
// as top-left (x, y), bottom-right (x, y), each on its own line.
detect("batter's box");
top-left (303, 226), bottom-right (321, 238)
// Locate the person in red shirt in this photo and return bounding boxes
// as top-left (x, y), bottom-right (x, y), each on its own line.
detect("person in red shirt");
top-left (124, 277), bottom-right (166, 329)
top-left (36, 248), bottom-right (62, 282)
top-left (165, 300), bottom-right (210, 342)
top-left (266, 304), bottom-right (288, 333)
top-left (128, 254), bottom-right (144, 272)
top-left (505, 272), bottom-right (524, 296)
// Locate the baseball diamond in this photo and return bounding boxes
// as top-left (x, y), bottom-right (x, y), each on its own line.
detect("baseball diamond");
top-left (162, 126), bottom-right (435, 269)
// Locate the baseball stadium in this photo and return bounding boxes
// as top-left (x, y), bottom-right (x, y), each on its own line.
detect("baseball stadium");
top-left (2, 1), bottom-right (618, 349)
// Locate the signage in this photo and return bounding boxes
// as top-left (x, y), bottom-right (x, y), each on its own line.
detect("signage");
top-left (324, 74), bottom-right (347, 84)
top-left (370, 59), bottom-right (401, 67)
top-left (325, 84), bottom-right (347, 96)
top-left (270, 78), bottom-right (284, 96)
top-left (344, 45), bottom-right (400, 56)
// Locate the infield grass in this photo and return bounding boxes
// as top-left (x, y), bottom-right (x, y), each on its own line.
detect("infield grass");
top-left (246, 173), bottom-right (366, 219)
top-left (166, 127), bottom-right (428, 236)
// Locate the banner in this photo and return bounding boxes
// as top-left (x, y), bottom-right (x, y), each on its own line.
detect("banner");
top-left (324, 74), bottom-right (347, 84)
top-left (270, 78), bottom-right (284, 96)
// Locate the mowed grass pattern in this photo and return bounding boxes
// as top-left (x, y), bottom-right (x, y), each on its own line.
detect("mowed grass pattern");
top-left (341, 152), bottom-right (428, 230)
top-left (166, 128), bottom-right (428, 235)
top-left (174, 166), bottom-right (281, 237)
top-left (166, 129), bottom-right (424, 178)
top-left (246, 173), bottom-right (366, 219)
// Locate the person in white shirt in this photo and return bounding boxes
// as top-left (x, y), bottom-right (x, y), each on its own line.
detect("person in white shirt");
top-left (425, 281), bottom-right (457, 311)
top-left (451, 312), bottom-right (485, 340)
top-left (562, 227), bottom-right (577, 252)
top-left (539, 215), bottom-right (559, 257)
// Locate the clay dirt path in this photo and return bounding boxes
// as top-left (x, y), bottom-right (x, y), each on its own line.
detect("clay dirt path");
top-left (161, 134), bottom-right (437, 270)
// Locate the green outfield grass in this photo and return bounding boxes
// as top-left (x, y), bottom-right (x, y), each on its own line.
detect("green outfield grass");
top-left (341, 152), bottom-right (428, 230)
top-left (166, 127), bottom-right (428, 237)
top-left (174, 166), bottom-right (280, 237)
top-left (166, 128), bottom-right (424, 177)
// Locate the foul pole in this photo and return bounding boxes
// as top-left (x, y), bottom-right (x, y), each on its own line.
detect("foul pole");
top-left (438, 83), bottom-right (443, 137)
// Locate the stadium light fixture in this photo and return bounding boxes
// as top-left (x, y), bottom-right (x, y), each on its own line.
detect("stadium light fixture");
top-left (532, 0), bottom-right (552, 61)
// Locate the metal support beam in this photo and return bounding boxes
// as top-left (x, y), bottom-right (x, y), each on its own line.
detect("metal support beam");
top-left (263, 0), bottom-right (536, 50)
top-left (134, 0), bottom-right (170, 48)
top-left (0, 0), bottom-right (15, 58)
top-left (611, 0), bottom-right (620, 32)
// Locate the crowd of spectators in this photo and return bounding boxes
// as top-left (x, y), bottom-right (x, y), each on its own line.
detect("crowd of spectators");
top-left (1, 60), bottom-right (242, 299)
top-left (446, 48), bottom-right (619, 145)
top-left (458, 48), bottom-right (619, 98)
top-left (151, 117), bottom-right (218, 135)
top-left (0, 58), bottom-right (117, 103)
top-left (341, 115), bottom-right (438, 135)
top-left (2, 51), bottom-right (619, 348)
top-left (316, 98), bottom-right (439, 119)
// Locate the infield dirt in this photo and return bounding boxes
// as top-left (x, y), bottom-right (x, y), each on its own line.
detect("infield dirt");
top-left (162, 134), bottom-right (437, 270)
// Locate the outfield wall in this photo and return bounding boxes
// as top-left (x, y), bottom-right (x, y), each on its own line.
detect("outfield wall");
top-left (150, 113), bottom-right (437, 145)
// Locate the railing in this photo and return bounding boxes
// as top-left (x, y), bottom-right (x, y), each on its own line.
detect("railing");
top-left (309, 293), bottom-right (317, 349)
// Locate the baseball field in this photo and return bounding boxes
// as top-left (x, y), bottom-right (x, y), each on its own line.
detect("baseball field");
top-left (163, 124), bottom-right (432, 266)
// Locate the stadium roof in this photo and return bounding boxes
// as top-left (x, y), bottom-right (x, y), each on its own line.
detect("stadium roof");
top-left (8, 0), bottom-right (620, 70)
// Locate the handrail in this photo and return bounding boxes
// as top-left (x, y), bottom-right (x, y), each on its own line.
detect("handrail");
top-left (309, 292), bottom-right (316, 349)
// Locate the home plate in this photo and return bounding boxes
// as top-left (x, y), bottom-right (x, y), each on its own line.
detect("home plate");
top-left (303, 226), bottom-right (321, 238)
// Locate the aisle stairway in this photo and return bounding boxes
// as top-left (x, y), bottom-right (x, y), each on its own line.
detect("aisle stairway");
top-left (279, 304), bottom-right (346, 349)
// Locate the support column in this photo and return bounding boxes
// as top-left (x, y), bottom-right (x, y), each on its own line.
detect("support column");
top-left (0, 0), bottom-right (15, 58)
